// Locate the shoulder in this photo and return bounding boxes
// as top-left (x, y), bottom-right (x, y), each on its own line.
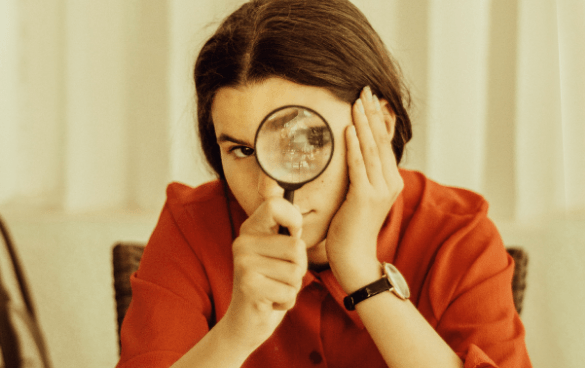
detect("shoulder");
top-left (165, 180), bottom-right (230, 221)
top-left (398, 169), bottom-right (500, 252)
top-left (396, 170), bottom-right (511, 316)
top-left (396, 169), bottom-right (506, 285)
top-left (163, 180), bottom-right (236, 246)
top-left (400, 169), bottom-right (488, 221)
top-left (166, 180), bottom-right (226, 207)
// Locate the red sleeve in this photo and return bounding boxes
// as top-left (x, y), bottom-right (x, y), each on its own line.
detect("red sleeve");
top-left (115, 201), bottom-right (213, 368)
top-left (427, 211), bottom-right (532, 367)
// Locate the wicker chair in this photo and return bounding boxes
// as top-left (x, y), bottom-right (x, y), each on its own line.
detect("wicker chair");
top-left (506, 247), bottom-right (529, 314)
top-left (112, 243), bottom-right (529, 351)
top-left (112, 243), bottom-right (145, 353)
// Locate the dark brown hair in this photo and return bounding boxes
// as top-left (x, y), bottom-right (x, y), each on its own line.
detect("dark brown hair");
top-left (195, 0), bottom-right (412, 179)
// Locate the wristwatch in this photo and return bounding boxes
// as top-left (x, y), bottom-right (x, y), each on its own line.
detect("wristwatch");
top-left (343, 262), bottom-right (410, 311)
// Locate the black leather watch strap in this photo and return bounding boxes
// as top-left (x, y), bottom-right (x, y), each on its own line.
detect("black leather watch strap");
top-left (343, 277), bottom-right (391, 311)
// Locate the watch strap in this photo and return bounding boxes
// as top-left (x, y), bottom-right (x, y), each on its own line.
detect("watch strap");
top-left (343, 277), bottom-right (391, 311)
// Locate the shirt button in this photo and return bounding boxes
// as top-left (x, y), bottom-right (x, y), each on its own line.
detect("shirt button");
top-left (309, 351), bottom-right (323, 364)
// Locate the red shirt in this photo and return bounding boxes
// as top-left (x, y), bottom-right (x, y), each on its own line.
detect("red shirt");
top-left (116, 169), bottom-right (532, 367)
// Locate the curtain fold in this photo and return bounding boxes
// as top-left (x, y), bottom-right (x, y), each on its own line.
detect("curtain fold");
top-left (556, 1), bottom-right (585, 213)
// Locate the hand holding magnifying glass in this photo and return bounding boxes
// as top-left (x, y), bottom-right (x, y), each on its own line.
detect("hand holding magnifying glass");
top-left (255, 106), bottom-right (334, 235)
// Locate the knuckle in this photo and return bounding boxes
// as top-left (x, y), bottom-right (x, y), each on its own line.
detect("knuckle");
top-left (276, 298), bottom-right (296, 311)
top-left (264, 197), bottom-right (281, 213)
top-left (233, 254), bottom-right (253, 275)
top-left (283, 300), bottom-right (295, 310)
top-left (291, 238), bottom-right (307, 259)
top-left (292, 264), bottom-right (305, 283)
top-left (283, 285), bottom-right (298, 302)
top-left (232, 241), bottom-right (244, 258)
top-left (351, 155), bottom-right (363, 167)
top-left (379, 132), bottom-right (392, 145)
top-left (361, 187), bottom-right (376, 200)
top-left (232, 235), bottom-right (252, 255)
top-left (237, 272), bottom-right (258, 296)
top-left (239, 220), bottom-right (251, 233)
top-left (379, 187), bottom-right (392, 200)
top-left (366, 145), bottom-right (378, 157)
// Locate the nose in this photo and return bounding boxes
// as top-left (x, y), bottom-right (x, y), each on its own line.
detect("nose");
top-left (257, 171), bottom-right (284, 200)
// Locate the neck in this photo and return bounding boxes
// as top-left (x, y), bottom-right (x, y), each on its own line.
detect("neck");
top-left (309, 262), bottom-right (330, 273)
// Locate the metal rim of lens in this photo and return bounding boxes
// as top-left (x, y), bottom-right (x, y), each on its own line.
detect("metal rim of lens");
top-left (254, 105), bottom-right (335, 188)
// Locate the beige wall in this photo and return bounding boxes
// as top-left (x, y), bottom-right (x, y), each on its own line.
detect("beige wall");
top-left (1, 1), bottom-right (584, 367)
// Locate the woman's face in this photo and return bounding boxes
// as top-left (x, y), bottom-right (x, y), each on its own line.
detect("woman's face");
top-left (211, 77), bottom-right (353, 265)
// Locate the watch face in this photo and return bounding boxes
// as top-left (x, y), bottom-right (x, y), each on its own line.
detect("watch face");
top-left (384, 263), bottom-right (410, 299)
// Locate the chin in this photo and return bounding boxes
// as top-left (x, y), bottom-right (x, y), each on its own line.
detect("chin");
top-left (302, 219), bottom-right (330, 261)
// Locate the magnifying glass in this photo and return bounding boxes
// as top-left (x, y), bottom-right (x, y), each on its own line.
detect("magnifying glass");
top-left (255, 105), bottom-right (334, 235)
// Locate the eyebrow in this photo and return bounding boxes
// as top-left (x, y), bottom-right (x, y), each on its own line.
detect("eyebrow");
top-left (216, 133), bottom-right (253, 146)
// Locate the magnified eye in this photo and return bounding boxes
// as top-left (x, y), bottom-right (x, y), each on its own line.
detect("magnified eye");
top-left (307, 127), bottom-right (330, 148)
top-left (230, 146), bottom-right (255, 158)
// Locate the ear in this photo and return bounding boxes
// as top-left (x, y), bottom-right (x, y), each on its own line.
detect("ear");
top-left (379, 98), bottom-right (397, 138)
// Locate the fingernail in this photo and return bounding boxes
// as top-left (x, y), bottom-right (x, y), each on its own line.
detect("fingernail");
top-left (364, 86), bottom-right (373, 102)
top-left (356, 98), bottom-right (365, 115)
top-left (349, 125), bottom-right (357, 136)
top-left (373, 94), bottom-right (381, 111)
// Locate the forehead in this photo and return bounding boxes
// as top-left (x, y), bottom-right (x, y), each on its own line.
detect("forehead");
top-left (211, 78), bottom-right (350, 142)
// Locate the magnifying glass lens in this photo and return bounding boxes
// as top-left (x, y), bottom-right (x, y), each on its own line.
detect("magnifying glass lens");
top-left (255, 106), bottom-right (334, 187)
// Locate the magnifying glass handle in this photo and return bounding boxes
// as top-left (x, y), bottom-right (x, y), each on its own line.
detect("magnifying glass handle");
top-left (283, 189), bottom-right (295, 203)
top-left (278, 190), bottom-right (295, 236)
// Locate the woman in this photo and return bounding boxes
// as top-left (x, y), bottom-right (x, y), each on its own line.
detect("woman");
top-left (116, 0), bottom-right (531, 367)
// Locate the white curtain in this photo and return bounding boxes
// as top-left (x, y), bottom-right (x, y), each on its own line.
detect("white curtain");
top-left (355, 0), bottom-right (585, 225)
top-left (0, 1), bottom-right (583, 367)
